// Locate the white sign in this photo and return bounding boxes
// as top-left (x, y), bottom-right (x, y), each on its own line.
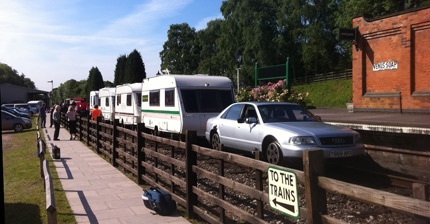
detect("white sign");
top-left (268, 166), bottom-right (299, 219)
top-left (373, 61), bottom-right (398, 71)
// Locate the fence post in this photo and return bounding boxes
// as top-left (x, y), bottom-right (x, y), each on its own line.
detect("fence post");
top-left (219, 146), bottom-right (225, 223)
top-left (254, 151), bottom-right (263, 219)
top-left (112, 119), bottom-right (119, 167)
top-left (38, 139), bottom-right (45, 179)
top-left (96, 116), bottom-right (100, 154)
top-left (303, 149), bottom-right (327, 224)
top-left (78, 115), bottom-right (82, 141)
top-left (413, 183), bottom-right (430, 224)
top-left (185, 131), bottom-right (197, 219)
top-left (136, 123), bottom-right (145, 185)
top-left (86, 117), bottom-right (90, 146)
top-left (170, 133), bottom-right (175, 194)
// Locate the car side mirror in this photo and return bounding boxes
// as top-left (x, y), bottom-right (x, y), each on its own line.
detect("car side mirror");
top-left (246, 117), bottom-right (258, 124)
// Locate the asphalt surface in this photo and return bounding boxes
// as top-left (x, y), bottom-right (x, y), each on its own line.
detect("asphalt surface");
top-left (309, 108), bottom-right (430, 129)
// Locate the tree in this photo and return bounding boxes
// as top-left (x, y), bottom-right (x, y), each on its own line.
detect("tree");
top-left (114, 55), bottom-right (127, 86)
top-left (196, 19), bottom-right (227, 76)
top-left (0, 63), bottom-right (36, 89)
top-left (86, 67), bottom-right (104, 100)
top-left (218, 0), bottom-right (280, 86)
top-left (124, 49), bottom-right (146, 83)
top-left (160, 23), bottom-right (200, 74)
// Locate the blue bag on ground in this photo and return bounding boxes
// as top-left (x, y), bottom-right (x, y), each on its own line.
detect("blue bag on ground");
top-left (142, 188), bottom-right (176, 216)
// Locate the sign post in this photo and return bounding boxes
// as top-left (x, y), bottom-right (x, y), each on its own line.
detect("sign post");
top-left (268, 166), bottom-right (299, 219)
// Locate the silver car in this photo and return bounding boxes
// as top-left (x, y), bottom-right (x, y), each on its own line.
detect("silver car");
top-left (1, 111), bottom-right (32, 132)
top-left (205, 102), bottom-right (365, 165)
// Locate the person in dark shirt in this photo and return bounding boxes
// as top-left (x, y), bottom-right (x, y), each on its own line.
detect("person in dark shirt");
top-left (39, 103), bottom-right (47, 128)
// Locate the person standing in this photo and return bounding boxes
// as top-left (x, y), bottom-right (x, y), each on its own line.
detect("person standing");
top-left (53, 105), bottom-right (61, 140)
top-left (39, 103), bottom-right (47, 128)
top-left (66, 106), bottom-right (77, 140)
top-left (90, 104), bottom-right (103, 121)
top-left (50, 105), bottom-right (56, 128)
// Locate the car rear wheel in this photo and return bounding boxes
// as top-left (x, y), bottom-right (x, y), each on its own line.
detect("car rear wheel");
top-left (211, 132), bottom-right (222, 151)
top-left (266, 141), bottom-right (284, 165)
top-left (14, 124), bottom-right (23, 133)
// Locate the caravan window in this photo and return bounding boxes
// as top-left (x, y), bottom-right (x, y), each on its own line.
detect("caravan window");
top-left (165, 89), bottom-right (175, 107)
top-left (136, 93), bottom-right (142, 107)
top-left (181, 89), bottom-right (234, 113)
top-left (150, 90), bottom-right (160, 106)
top-left (105, 97), bottom-right (109, 107)
top-left (127, 94), bottom-right (132, 106)
top-left (117, 95), bottom-right (121, 105)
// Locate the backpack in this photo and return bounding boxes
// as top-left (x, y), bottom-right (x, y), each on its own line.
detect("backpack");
top-left (142, 188), bottom-right (176, 216)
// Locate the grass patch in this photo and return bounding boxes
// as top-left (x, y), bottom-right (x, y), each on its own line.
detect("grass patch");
top-left (3, 118), bottom-right (75, 224)
top-left (292, 79), bottom-right (352, 108)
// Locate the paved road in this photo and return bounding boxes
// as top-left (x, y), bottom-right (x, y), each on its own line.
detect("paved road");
top-left (43, 120), bottom-right (190, 224)
top-left (310, 108), bottom-right (430, 129)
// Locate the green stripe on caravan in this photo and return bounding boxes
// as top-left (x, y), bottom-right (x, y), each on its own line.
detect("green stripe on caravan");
top-left (141, 109), bottom-right (180, 115)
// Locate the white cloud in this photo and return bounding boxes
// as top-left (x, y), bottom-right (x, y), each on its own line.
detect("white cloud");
top-left (0, 0), bottom-right (195, 91)
top-left (194, 14), bottom-right (223, 31)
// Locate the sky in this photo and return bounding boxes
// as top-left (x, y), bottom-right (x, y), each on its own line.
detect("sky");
top-left (0, 0), bottom-right (224, 92)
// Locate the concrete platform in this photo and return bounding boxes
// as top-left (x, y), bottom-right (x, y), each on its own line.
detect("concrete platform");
top-left (43, 121), bottom-right (190, 224)
top-left (310, 108), bottom-right (430, 135)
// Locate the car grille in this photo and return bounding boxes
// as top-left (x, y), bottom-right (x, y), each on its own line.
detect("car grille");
top-left (319, 136), bottom-right (353, 146)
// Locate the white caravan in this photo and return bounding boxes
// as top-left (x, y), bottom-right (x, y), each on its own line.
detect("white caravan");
top-left (141, 74), bottom-right (235, 137)
top-left (115, 83), bottom-right (142, 125)
top-left (89, 91), bottom-right (99, 110)
top-left (99, 87), bottom-right (116, 121)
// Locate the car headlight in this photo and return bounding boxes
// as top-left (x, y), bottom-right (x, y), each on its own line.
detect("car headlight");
top-left (289, 136), bottom-right (316, 145)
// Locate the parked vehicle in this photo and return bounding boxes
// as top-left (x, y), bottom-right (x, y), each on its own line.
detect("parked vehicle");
top-left (2, 104), bottom-right (14, 108)
top-left (141, 74), bottom-right (235, 137)
top-left (1, 106), bottom-right (31, 118)
top-left (66, 98), bottom-right (89, 116)
top-left (115, 83), bottom-right (142, 125)
top-left (13, 103), bottom-right (33, 116)
top-left (205, 102), bottom-right (365, 165)
top-left (28, 100), bottom-right (43, 113)
top-left (99, 87), bottom-right (116, 121)
top-left (89, 91), bottom-right (99, 110)
top-left (1, 110), bottom-right (32, 132)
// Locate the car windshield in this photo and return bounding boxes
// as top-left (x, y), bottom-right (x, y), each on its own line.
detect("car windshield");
top-left (257, 104), bottom-right (316, 123)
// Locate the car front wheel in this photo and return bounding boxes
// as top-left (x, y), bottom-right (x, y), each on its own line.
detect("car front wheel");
top-left (266, 141), bottom-right (284, 165)
top-left (14, 124), bottom-right (23, 132)
top-left (211, 132), bottom-right (222, 151)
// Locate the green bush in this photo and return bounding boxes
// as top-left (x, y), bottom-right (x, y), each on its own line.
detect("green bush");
top-left (236, 79), bottom-right (312, 107)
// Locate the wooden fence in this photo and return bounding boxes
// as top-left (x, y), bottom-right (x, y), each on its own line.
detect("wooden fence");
top-left (36, 119), bottom-right (57, 224)
top-left (62, 115), bottom-right (430, 224)
top-left (292, 69), bottom-right (352, 85)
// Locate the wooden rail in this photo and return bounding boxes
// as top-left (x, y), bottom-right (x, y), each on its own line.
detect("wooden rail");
top-left (36, 121), bottom-right (57, 224)
top-left (61, 115), bottom-right (430, 224)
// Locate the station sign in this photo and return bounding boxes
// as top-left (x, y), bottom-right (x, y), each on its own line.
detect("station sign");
top-left (268, 166), bottom-right (299, 219)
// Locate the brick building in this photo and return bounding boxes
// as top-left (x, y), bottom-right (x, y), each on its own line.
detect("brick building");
top-left (352, 6), bottom-right (430, 113)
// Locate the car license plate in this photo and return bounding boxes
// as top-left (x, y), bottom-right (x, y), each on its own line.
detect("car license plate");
top-left (330, 150), bottom-right (352, 158)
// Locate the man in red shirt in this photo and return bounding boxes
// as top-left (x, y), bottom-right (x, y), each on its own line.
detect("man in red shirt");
top-left (91, 104), bottom-right (103, 122)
